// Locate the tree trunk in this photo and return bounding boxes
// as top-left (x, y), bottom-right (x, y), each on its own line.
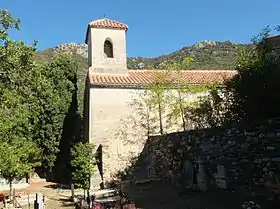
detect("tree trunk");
top-left (178, 91), bottom-right (186, 131)
top-left (157, 93), bottom-right (163, 135)
top-left (147, 104), bottom-right (150, 137)
top-left (9, 181), bottom-right (12, 199)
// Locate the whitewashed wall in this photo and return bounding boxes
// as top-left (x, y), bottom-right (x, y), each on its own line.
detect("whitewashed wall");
top-left (0, 175), bottom-right (28, 191)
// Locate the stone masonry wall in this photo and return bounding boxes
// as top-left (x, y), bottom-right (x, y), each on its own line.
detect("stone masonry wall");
top-left (87, 87), bottom-right (205, 189)
top-left (142, 118), bottom-right (280, 190)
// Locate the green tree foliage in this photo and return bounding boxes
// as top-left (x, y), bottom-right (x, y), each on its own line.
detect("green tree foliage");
top-left (164, 57), bottom-right (202, 130)
top-left (184, 86), bottom-right (226, 128)
top-left (144, 71), bottom-right (170, 135)
top-left (0, 139), bottom-right (40, 196)
top-left (0, 88), bottom-right (32, 142)
top-left (0, 40), bottom-right (78, 172)
top-left (0, 10), bottom-right (41, 197)
top-left (37, 54), bottom-right (78, 170)
top-left (0, 9), bottom-right (20, 40)
top-left (0, 9), bottom-right (80, 182)
top-left (71, 142), bottom-right (95, 190)
top-left (134, 57), bottom-right (211, 134)
top-left (223, 31), bottom-right (280, 123)
top-left (185, 26), bottom-right (280, 127)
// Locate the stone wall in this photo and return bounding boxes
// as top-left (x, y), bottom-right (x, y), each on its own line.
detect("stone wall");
top-left (139, 118), bottom-right (280, 190)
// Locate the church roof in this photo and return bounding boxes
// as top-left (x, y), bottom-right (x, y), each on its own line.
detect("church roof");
top-left (89, 18), bottom-right (128, 31)
top-left (87, 70), bottom-right (237, 86)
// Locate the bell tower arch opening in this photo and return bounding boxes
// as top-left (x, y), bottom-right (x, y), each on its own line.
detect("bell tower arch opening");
top-left (85, 18), bottom-right (128, 75)
top-left (104, 39), bottom-right (113, 58)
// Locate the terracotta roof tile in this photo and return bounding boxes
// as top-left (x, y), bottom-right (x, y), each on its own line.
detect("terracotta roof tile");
top-left (89, 18), bottom-right (128, 31)
top-left (88, 70), bottom-right (237, 86)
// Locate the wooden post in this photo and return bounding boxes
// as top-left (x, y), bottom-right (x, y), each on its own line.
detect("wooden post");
top-left (12, 188), bottom-right (15, 207)
top-left (87, 190), bottom-right (90, 209)
top-left (43, 195), bottom-right (46, 209)
top-left (71, 183), bottom-right (75, 201)
top-left (34, 193), bottom-right (38, 209)
top-left (28, 193), bottom-right (30, 209)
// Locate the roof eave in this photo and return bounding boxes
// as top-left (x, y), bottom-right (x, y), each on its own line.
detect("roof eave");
top-left (88, 82), bottom-right (219, 89)
top-left (91, 26), bottom-right (128, 31)
top-left (89, 83), bottom-right (145, 89)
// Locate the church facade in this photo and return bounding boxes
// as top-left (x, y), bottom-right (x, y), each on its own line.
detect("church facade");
top-left (83, 18), bottom-right (236, 190)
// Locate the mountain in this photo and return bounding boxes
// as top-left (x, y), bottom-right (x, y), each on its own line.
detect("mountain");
top-left (36, 40), bottom-right (252, 76)
top-left (128, 40), bottom-right (251, 70)
top-left (35, 43), bottom-right (88, 80)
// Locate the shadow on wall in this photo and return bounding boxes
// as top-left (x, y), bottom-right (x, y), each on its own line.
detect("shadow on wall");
top-left (116, 118), bottom-right (280, 185)
top-left (105, 131), bottom-right (245, 209)
top-left (106, 118), bottom-right (280, 209)
top-left (107, 130), bottom-right (205, 188)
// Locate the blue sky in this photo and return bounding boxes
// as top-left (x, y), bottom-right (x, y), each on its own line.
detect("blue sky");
top-left (2, 0), bottom-right (280, 57)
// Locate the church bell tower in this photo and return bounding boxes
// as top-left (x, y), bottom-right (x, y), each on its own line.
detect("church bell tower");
top-left (85, 18), bottom-right (128, 76)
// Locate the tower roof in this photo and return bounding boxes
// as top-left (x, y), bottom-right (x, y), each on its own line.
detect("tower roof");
top-left (85, 18), bottom-right (128, 43)
top-left (89, 18), bottom-right (128, 31)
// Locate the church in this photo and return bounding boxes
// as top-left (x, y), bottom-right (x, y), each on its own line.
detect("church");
top-left (83, 18), bottom-right (236, 190)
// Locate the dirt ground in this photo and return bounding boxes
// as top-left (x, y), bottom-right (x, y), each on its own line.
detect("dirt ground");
top-left (25, 183), bottom-right (75, 209)
top-left (0, 182), bottom-right (75, 209)
top-left (122, 181), bottom-right (246, 209)
top-left (0, 181), bottom-right (262, 209)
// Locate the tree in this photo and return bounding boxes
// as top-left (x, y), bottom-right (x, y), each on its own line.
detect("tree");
top-left (0, 88), bottom-right (40, 197)
top-left (195, 26), bottom-right (280, 126)
top-left (0, 139), bottom-right (40, 197)
top-left (183, 26), bottom-right (280, 128)
top-left (71, 142), bottom-right (96, 193)
top-left (0, 11), bottom-right (41, 197)
top-left (0, 39), bottom-right (62, 172)
top-left (0, 77), bottom-right (41, 199)
top-left (133, 56), bottom-right (210, 134)
top-left (144, 71), bottom-right (170, 135)
top-left (0, 9), bottom-right (20, 41)
top-left (222, 28), bottom-right (280, 124)
top-left (183, 86), bottom-right (227, 128)
top-left (180, 27), bottom-right (280, 194)
top-left (0, 9), bottom-right (80, 181)
top-left (35, 54), bottom-right (78, 173)
top-left (0, 88), bottom-right (31, 142)
top-left (129, 91), bottom-right (157, 138)
top-left (165, 57), bottom-right (195, 130)
top-left (160, 57), bottom-right (211, 131)
top-left (44, 53), bottom-right (80, 183)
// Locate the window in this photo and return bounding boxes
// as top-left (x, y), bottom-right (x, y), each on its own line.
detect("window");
top-left (104, 40), bottom-right (113, 58)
